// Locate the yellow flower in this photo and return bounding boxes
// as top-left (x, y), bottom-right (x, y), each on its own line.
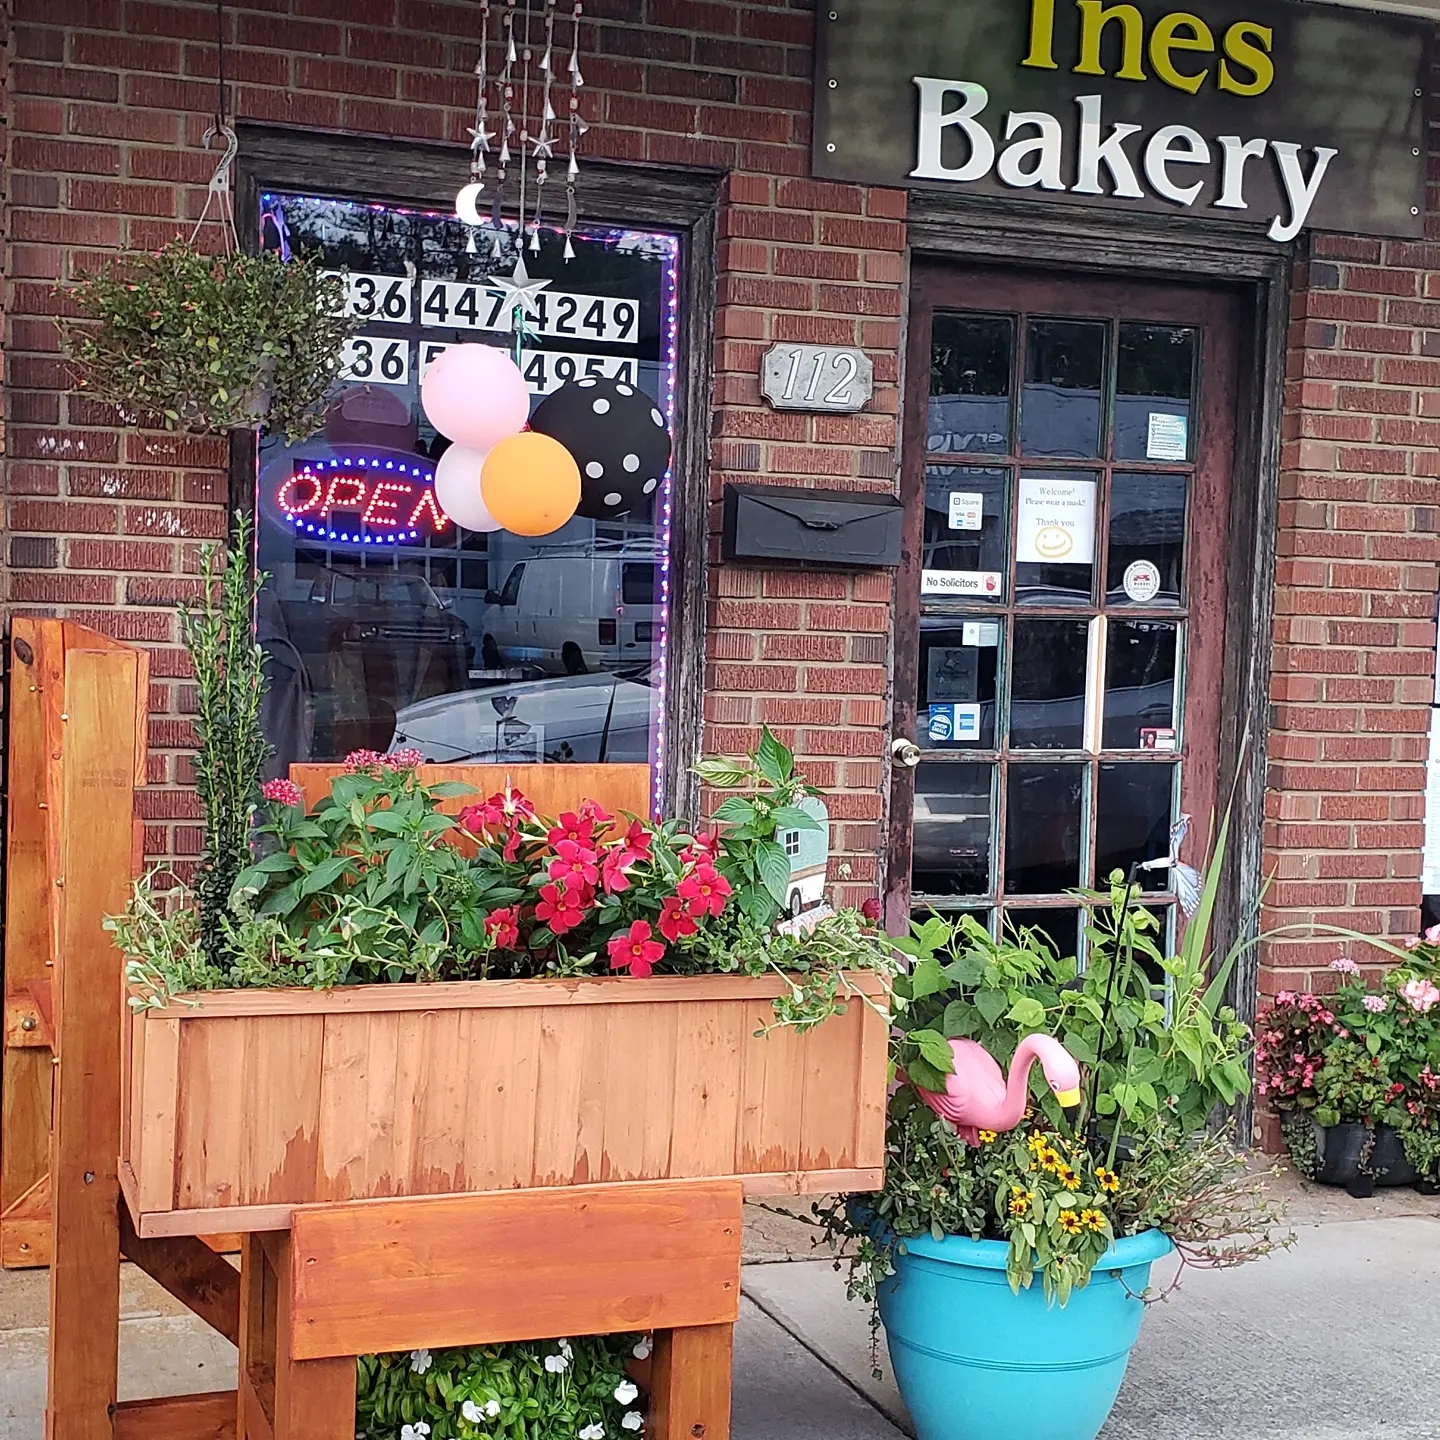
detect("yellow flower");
top-left (1055, 1162), bottom-right (1082, 1191)
top-left (1096, 1167), bottom-right (1120, 1195)
top-left (1080, 1209), bottom-right (1107, 1233)
top-left (1058, 1210), bottom-right (1084, 1235)
top-left (1008, 1186), bottom-right (1033, 1217)
top-left (1027, 1132), bottom-right (1048, 1156)
top-left (978, 1129), bottom-right (999, 1145)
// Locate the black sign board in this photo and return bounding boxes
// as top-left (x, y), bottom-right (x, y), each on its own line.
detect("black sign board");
top-left (814, 0), bottom-right (1428, 240)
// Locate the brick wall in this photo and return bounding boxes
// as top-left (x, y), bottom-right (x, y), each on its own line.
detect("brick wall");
top-left (1263, 230), bottom-right (1440, 995)
top-left (2, 0), bottom-right (903, 904)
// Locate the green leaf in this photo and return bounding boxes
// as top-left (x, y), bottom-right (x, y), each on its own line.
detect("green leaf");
top-left (942, 998), bottom-right (979, 1037)
top-left (1006, 996), bottom-right (1047, 1029)
top-left (909, 956), bottom-right (948, 1000)
top-left (428, 781), bottom-right (478, 798)
top-left (943, 951), bottom-right (986, 987)
top-left (911, 1028), bottom-right (956, 1075)
top-left (769, 805), bottom-right (822, 832)
top-left (713, 796), bottom-right (758, 826)
top-left (755, 840), bottom-right (792, 904)
top-left (299, 856), bottom-right (353, 895)
top-left (975, 989), bottom-right (1009, 1026)
top-left (756, 727), bottom-right (793, 785)
top-left (694, 757), bottom-right (752, 788)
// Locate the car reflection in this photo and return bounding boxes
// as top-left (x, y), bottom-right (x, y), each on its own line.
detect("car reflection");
top-left (391, 666), bottom-right (654, 765)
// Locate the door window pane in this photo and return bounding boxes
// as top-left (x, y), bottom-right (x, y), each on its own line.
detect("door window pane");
top-left (1114, 325), bottom-right (1195, 462)
top-left (1011, 618), bottom-right (1089, 750)
top-left (1005, 763), bottom-right (1084, 892)
top-left (1096, 763), bottom-right (1176, 890)
top-left (1016, 470), bottom-right (1098, 605)
top-left (1103, 621), bottom-right (1178, 749)
top-left (1003, 908), bottom-right (1081, 960)
top-left (1107, 472), bottom-right (1185, 605)
top-left (929, 314), bottom-right (1013, 455)
top-left (923, 466), bottom-right (1007, 590)
top-left (913, 764), bottom-right (993, 897)
top-left (919, 620), bottom-right (1000, 750)
top-left (1021, 319), bottom-right (1106, 458)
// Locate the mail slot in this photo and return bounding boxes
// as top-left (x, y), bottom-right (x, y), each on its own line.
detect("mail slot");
top-left (722, 483), bottom-right (904, 569)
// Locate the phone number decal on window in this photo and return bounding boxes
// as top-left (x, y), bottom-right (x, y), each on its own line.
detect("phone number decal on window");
top-left (324, 271), bottom-right (414, 321)
top-left (418, 280), bottom-right (639, 345)
top-left (418, 343), bottom-right (637, 394)
top-left (340, 335), bottom-right (411, 385)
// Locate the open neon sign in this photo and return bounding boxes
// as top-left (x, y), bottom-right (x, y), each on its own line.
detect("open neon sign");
top-left (274, 456), bottom-right (449, 545)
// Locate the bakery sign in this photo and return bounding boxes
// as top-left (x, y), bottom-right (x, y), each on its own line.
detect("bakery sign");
top-left (814, 0), bottom-right (1428, 240)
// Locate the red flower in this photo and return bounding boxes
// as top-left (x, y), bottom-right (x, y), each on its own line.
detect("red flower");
top-left (681, 831), bottom-right (722, 866)
top-left (534, 878), bottom-right (592, 936)
top-left (607, 920), bottom-right (666, 978)
top-left (601, 844), bottom-right (647, 895)
top-left (549, 839), bottom-right (600, 887)
top-left (658, 895), bottom-right (699, 943)
top-left (622, 819), bottom-right (654, 856)
top-left (483, 905), bottom-right (521, 950)
top-left (860, 897), bottom-right (882, 923)
top-left (261, 777), bottom-right (304, 808)
top-left (548, 811), bottom-right (597, 849)
top-left (678, 864), bottom-right (732, 919)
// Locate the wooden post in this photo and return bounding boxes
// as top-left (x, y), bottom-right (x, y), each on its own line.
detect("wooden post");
top-left (650, 1325), bottom-right (735, 1440)
top-left (46, 644), bottom-right (143, 1440)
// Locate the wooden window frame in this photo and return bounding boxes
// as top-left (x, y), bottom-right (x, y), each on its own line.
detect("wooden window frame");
top-left (229, 125), bottom-right (721, 818)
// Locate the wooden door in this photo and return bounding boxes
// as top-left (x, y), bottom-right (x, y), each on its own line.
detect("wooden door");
top-left (886, 263), bottom-right (1242, 961)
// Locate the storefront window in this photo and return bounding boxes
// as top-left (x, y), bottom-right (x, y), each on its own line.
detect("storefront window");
top-left (255, 193), bottom-right (681, 810)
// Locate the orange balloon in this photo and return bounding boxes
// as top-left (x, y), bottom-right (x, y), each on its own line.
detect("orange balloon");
top-left (480, 432), bottom-right (582, 537)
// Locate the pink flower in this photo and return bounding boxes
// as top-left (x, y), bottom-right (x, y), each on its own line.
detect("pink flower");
top-left (547, 812), bottom-right (596, 849)
top-left (600, 846), bottom-right (642, 895)
top-left (1402, 978), bottom-right (1440, 1014)
top-left (622, 819), bottom-right (654, 857)
top-left (1426, 924), bottom-right (1440, 943)
top-left (607, 920), bottom-right (666, 978)
top-left (344, 748), bottom-right (386, 773)
top-left (534, 878), bottom-right (592, 936)
top-left (580, 798), bottom-right (615, 829)
top-left (386, 747), bottom-right (424, 771)
top-left (261, 777), bottom-right (304, 808)
top-left (549, 839), bottom-right (600, 888)
top-left (1362, 994), bottom-right (1388, 1014)
top-left (677, 864), bottom-right (732, 920)
top-left (1276, 991), bottom-right (1295, 1006)
top-left (483, 906), bottom-right (521, 950)
top-left (658, 895), bottom-right (698, 943)
top-left (1329, 956), bottom-right (1359, 975)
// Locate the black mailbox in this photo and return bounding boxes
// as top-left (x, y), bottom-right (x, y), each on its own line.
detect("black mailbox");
top-left (721, 483), bottom-right (903, 569)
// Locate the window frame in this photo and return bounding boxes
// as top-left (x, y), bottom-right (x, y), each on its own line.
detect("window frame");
top-left (231, 126), bottom-right (720, 817)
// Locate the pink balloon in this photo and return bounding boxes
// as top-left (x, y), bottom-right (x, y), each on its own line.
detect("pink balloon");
top-left (421, 344), bottom-right (529, 450)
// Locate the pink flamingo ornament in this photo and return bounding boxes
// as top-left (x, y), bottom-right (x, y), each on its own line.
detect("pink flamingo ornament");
top-left (913, 1034), bottom-right (1082, 1145)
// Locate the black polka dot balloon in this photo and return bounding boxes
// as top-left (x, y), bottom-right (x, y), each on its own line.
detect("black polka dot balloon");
top-left (528, 377), bottom-right (672, 521)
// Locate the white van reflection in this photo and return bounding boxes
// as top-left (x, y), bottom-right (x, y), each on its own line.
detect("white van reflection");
top-left (480, 543), bottom-right (658, 676)
top-left (390, 666), bottom-right (653, 765)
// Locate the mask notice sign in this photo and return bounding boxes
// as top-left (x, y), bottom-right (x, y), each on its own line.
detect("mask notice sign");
top-left (1016, 477), bottom-right (1095, 565)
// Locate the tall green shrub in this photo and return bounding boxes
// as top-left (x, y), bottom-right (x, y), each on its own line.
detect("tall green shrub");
top-left (180, 513), bottom-right (270, 964)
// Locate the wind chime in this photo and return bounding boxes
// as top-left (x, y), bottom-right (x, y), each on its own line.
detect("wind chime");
top-left (455, 0), bottom-right (588, 353)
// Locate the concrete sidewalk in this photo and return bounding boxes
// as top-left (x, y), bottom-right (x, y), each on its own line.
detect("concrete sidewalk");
top-left (4, 1173), bottom-right (1438, 1439)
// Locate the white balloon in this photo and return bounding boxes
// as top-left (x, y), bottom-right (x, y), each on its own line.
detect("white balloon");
top-left (455, 182), bottom-right (485, 227)
top-left (434, 445), bottom-right (502, 532)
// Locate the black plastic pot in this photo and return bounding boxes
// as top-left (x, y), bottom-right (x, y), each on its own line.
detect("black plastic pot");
top-left (1311, 1122), bottom-right (1419, 1189)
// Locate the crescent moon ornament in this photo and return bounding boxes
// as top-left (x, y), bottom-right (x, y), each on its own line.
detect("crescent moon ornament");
top-left (455, 182), bottom-right (485, 227)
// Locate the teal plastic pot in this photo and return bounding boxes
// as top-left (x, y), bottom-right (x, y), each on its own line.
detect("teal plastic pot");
top-left (876, 1227), bottom-right (1172, 1440)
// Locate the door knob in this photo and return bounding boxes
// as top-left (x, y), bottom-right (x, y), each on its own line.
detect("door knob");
top-left (891, 737), bottom-right (921, 769)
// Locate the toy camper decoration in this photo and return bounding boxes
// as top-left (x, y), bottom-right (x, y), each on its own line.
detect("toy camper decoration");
top-left (780, 794), bottom-right (830, 920)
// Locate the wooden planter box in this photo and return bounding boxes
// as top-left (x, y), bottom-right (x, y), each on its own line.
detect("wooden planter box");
top-left (121, 973), bottom-right (888, 1238)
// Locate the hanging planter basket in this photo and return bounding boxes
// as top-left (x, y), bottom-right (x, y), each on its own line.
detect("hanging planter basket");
top-left (59, 238), bottom-right (358, 443)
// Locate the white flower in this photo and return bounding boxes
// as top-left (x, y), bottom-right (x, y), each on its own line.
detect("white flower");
top-left (401, 1426), bottom-right (431, 1440)
top-left (631, 1337), bottom-right (652, 1360)
top-left (484, 1400), bottom-right (501, 1419)
top-left (614, 1380), bottom-right (639, 1406)
top-left (560, 1338), bottom-right (574, 1357)
top-left (579, 1426), bottom-right (605, 1440)
top-left (545, 1351), bottom-right (571, 1374)
top-left (622, 1413), bottom-right (644, 1432)
top-left (461, 1402), bottom-right (484, 1424)
top-left (409, 1349), bottom-right (433, 1374)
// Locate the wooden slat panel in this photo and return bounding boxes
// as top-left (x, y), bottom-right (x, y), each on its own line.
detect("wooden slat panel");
top-left (286, 1180), bottom-right (743, 1361)
top-left (134, 1016), bottom-right (181, 1214)
top-left (854, 996), bottom-right (890, 1170)
top-left (2, 620), bottom-right (59, 1241)
top-left (48, 646), bottom-right (141, 1440)
top-left (669, 1003), bottom-right (745, 1178)
top-left (528, 1005), bottom-right (586, 1187)
top-left (289, 763), bottom-right (650, 823)
top-left (461, 1006), bottom-right (541, 1193)
top-left (408, 1008), bottom-right (467, 1194)
top-left (737, 1000), bottom-right (805, 1176)
top-left (797, 1005), bottom-right (862, 1173)
top-left (113, 1391), bottom-right (237, 1440)
top-left (238, 1015), bottom-right (325, 1206)
top-left (598, 1003), bottom-right (678, 1182)
top-left (176, 1020), bottom-right (247, 1210)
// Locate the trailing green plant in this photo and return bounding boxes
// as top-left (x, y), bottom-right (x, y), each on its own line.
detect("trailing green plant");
top-left (59, 238), bottom-right (356, 441)
top-left (180, 514), bottom-right (272, 970)
top-left (357, 1334), bottom-right (648, 1440)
